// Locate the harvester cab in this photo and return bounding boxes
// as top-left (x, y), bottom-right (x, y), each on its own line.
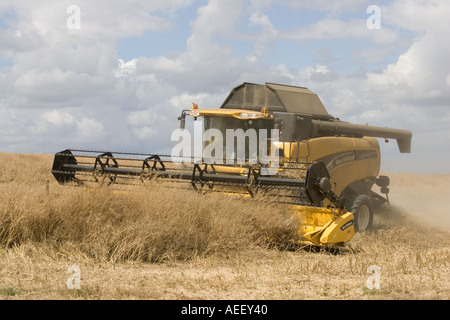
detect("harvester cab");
top-left (51, 82), bottom-right (412, 248)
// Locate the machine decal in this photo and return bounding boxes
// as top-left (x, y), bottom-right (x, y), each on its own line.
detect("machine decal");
top-left (319, 150), bottom-right (378, 171)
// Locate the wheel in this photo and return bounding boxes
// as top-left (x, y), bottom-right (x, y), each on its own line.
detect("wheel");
top-left (350, 194), bottom-right (374, 232)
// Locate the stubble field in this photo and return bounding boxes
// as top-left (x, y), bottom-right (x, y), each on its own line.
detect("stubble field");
top-left (0, 152), bottom-right (448, 300)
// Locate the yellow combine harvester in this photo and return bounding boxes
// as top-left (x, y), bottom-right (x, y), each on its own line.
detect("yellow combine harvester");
top-left (52, 82), bottom-right (412, 248)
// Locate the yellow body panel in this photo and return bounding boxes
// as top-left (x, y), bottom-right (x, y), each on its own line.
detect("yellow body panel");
top-left (291, 206), bottom-right (337, 234)
top-left (319, 212), bottom-right (354, 245)
top-left (290, 206), bottom-right (354, 247)
top-left (282, 136), bottom-right (381, 196)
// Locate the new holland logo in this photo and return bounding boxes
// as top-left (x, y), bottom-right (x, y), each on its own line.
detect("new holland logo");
top-left (319, 150), bottom-right (378, 172)
top-left (341, 220), bottom-right (354, 231)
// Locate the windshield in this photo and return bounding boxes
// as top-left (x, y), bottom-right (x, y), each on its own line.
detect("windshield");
top-left (203, 116), bottom-right (274, 165)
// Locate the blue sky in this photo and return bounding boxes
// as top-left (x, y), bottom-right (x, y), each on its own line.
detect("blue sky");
top-left (115, 1), bottom-right (414, 74)
top-left (116, 5), bottom-right (195, 61)
top-left (0, 0), bottom-right (449, 174)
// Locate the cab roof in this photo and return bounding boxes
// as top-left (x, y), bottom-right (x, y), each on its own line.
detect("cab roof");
top-left (220, 82), bottom-right (333, 120)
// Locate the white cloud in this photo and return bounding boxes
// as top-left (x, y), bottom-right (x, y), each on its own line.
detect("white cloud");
top-left (0, 27), bottom-right (43, 58)
top-left (76, 117), bottom-right (105, 141)
top-left (248, 10), bottom-right (278, 59)
top-left (169, 93), bottom-right (208, 109)
top-left (305, 64), bottom-right (340, 83)
top-left (115, 59), bottom-right (137, 77)
top-left (360, 1), bottom-right (450, 114)
top-left (13, 68), bottom-right (108, 106)
top-left (127, 109), bottom-right (159, 127)
top-left (283, 18), bottom-right (398, 45)
top-left (0, 0), bottom-right (449, 173)
top-left (190, 0), bottom-right (245, 39)
top-left (138, 56), bottom-right (188, 74)
top-left (41, 110), bottom-right (76, 127)
top-left (250, 0), bottom-right (371, 15)
top-left (130, 126), bottom-right (157, 141)
top-left (282, 0), bottom-right (370, 14)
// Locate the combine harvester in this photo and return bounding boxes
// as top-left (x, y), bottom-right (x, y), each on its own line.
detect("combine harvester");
top-left (52, 83), bottom-right (412, 248)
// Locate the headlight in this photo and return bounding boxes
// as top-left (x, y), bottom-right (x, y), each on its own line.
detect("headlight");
top-left (240, 113), bottom-right (261, 119)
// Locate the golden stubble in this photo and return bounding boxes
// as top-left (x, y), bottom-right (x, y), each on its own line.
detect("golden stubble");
top-left (0, 152), bottom-right (448, 300)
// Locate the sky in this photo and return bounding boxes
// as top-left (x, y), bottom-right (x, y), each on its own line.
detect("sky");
top-left (0, 0), bottom-right (449, 174)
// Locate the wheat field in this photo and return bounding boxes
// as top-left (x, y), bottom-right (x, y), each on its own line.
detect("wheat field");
top-left (0, 152), bottom-right (448, 300)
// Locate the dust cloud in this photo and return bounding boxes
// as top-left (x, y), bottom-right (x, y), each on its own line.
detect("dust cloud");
top-left (377, 173), bottom-right (450, 232)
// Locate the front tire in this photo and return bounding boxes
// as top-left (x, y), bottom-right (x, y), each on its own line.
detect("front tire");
top-left (350, 194), bottom-right (374, 232)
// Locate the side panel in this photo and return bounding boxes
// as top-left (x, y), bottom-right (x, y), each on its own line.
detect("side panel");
top-left (319, 212), bottom-right (355, 245)
top-left (289, 206), bottom-right (355, 247)
top-left (285, 137), bottom-right (380, 196)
